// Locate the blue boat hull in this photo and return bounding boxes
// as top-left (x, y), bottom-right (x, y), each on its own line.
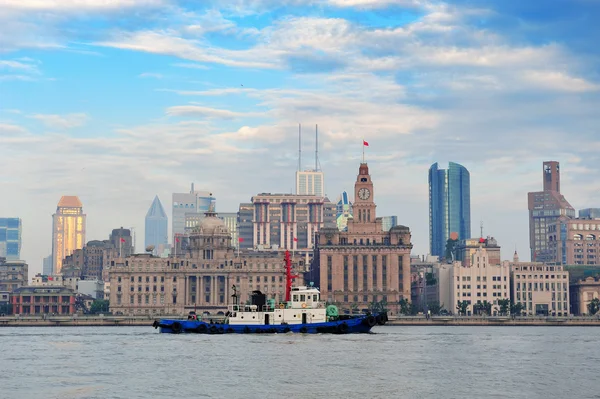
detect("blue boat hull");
top-left (152, 314), bottom-right (385, 334)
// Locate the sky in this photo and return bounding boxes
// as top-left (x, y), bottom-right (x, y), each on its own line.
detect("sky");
top-left (1, 0), bottom-right (599, 277)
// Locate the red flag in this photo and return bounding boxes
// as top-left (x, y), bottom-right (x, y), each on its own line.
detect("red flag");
top-left (293, 237), bottom-right (298, 242)
top-left (363, 140), bottom-right (369, 147)
top-left (238, 237), bottom-right (244, 243)
top-left (176, 238), bottom-right (180, 243)
top-left (48, 277), bottom-right (53, 281)
top-left (120, 238), bottom-right (126, 243)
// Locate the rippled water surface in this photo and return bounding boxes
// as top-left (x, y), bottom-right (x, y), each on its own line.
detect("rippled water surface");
top-left (1, 326), bottom-right (599, 399)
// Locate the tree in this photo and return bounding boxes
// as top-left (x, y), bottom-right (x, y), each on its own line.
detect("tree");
top-left (427, 301), bottom-right (444, 315)
top-left (0, 303), bottom-right (11, 316)
top-left (350, 303), bottom-right (359, 314)
top-left (456, 300), bottom-right (468, 316)
top-left (497, 298), bottom-right (510, 316)
top-left (481, 300), bottom-right (492, 315)
top-left (445, 238), bottom-right (459, 261)
top-left (90, 299), bottom-right (110, 314)
top-left (398, 298), bottom-right (411, 315)
top-left (510, 302), bottom-right (524, 316)
top-left (587, 298), bottom-right (600, 316)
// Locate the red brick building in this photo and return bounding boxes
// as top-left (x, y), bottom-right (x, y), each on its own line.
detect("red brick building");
top-left (11, 286), bottom-right (76, 315)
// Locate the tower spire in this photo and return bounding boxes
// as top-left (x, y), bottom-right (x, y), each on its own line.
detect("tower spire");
top-left (315, 124), bottom-right (319, 171)
top-left (298, 123), bottom-right (302, 172)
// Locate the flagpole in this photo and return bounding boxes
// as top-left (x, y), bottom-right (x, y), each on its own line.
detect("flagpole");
top-left (362, 138), bottom-right (365, 163)
top-left (119, 236), bottom-right (122, 258)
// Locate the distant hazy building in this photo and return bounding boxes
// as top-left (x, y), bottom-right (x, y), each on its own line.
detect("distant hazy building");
top-left (0, 258), bottom-right (28, 292)
top-left (429, 162), bottom-right (471, 258)
top-left (109, 227), bottom-right (133, 258)
top-left (145, 196), bottom-right (168, 255)
top-left (296, 170), bottom-right (324, 197)
top-left (548, 218), bottom-right (600, 266)
top-left (172, 183), bottom-right (214, 242)
top-left (528, 161), bottom-right (575, 262)
top-left (42, 254), bottom-right (53, 276)
top-left (218, 212), bottom-right (239, 248)
top-left (335, 191), bottom-right (353, 231)
top-left (237, 203), bottom-right (254, 249)
top-left (456, 237), bottom-right (501, 267)
top-left (0, 218), bottom-right (22, 260)
top-left (52, 196), bottom-right (86, 274)
top-left (570, 276), bottom-right (600, 315)
top-left (381, 216), bottom-right (398, 232)
top-left (579, 208), bottom-right (600, 219)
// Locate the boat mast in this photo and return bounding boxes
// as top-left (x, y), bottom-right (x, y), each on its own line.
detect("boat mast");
top-left (284, 250), bottom-right (299, 302)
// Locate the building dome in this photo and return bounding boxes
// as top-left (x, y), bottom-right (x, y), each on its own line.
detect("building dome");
top-left (198, 215), bottom-right (227, 235)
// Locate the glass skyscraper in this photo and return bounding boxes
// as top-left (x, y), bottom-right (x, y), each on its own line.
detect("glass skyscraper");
top-left (145, 196), bottom-right (168, 256)
top-left (429, 162), bottom-right (471, 258)
top-left (0, 218), bottom-right (22, 260)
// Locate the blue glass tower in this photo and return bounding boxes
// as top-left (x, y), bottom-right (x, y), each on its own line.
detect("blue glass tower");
top-left (145, 196), bottom-right (168, 255)
top-left (0, 218), bottom-right (22, 260)
top-left (429, 162), bottom-right (471, 258)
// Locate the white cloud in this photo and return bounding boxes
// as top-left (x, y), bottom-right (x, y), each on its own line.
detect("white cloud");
top-left (31, 113), bottom-right (88, 129)
top-left (138, 72), bottom-right (163, 79)
top-left (522, 70), bottom-right (600, 92)
top-left (0, 0), bottom-right (165, 11)
top-left (166, 105), bottom-right (262, 119)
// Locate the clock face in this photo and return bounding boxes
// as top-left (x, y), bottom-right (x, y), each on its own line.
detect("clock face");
top-left (358, 188), bottom-right (371, 200)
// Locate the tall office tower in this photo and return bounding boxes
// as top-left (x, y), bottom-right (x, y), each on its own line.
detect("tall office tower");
top-left (42, 254), bottom-right (53, 275)
top-left (237, 203), bottom-right (254, 249)
top-left (172, 183), bottom-right (214, 242)
top-left (217, 212), bottom-right (239, 248)
top-left (52, 196), bottom-right (86, 274)
top-left (335, 191), bottom-right (353, 231)
top-left (0, 218), bottom-right (22, 260)
top-left (429, 162), bottom-right (471, 258)
top-left (295, 124), bottom-right (325, 197)
top-left (109, 227), bottom-right (134, 258)
top-left (381, 216), bottom-right (398, 232)
top-left (145, 196), bottom-right (168, 255)
top-left (528, 161), bottom-right (575, 262)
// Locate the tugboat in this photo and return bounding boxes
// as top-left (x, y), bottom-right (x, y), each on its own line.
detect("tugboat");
top-left (152, 251), bottom-right (387, 334)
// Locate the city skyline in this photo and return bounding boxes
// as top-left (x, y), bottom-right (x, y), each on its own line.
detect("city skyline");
top-left (1, 1), bottom-right (599, 276)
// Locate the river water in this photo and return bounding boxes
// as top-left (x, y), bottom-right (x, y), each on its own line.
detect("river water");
top-left (1, 326), bottom-right (598, 399)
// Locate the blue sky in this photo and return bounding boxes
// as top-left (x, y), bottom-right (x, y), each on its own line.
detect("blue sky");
top-left (1, 0), bottom-right (599, 275)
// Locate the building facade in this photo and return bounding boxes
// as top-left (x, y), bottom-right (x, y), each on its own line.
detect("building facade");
top-left (314, 163), bottom-right (413, 315)
top-left (0, 218), bottom-right (22, 260)
top-left (145, 195), bottom-right (168, 255)
top-left (429, 162), bottom-right (471, 258)
top-left (106, 208), bottom-right (305, 316)
top-left (456, 237), bottom-right (501, 267)
top-left (11, 286), bottom-right (76, 315)
top-left (579, 208), bottom-right (600, 219)
top-left (0, 258), bottom-right (28, 292)
top-left (508, 258), bottom-right (570, 316)
top-left (296, 170), bottom-right (325, 197)
top-left (569, 277), bottom-right (600, 315)
top-left (438, 246), bottom-right (510, 316)
top-left (528, 161), bottom-right (575, 263)
top-left (52, 196), bottom-right (86, 274)
top-left (237, 203), bottom-right (254, 249)
top-left (548, 218), bottom-right (600, 266)
top-left (172, 183), bottom-right (213, 243)
top-left (335, 191), bottom-right (353, 232)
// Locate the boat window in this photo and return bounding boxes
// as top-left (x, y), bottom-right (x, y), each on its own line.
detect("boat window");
top-left (293, 294), bottom-right (298, 301)
top-left (300, 294), bottom-right (305, 301)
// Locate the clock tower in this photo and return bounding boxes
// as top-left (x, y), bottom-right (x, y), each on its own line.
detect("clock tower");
top-left (348, 162), bottom-right (379, 234)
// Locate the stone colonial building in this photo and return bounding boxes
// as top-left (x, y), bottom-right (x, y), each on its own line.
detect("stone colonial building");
top-left (0, 257), bottom-right (28, 292)
top-left (106, 207), bottom-right (304, 316)
top-left (312, 162), bottom-right (412, 314)
top-left (570, 276), bottom-right (600, 315)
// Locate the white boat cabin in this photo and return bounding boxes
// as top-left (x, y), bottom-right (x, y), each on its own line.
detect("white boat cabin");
top-left (227, 286), bottom-right (328, 326)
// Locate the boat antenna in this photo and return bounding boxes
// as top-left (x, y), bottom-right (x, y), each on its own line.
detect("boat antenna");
top-left (284, 250), bottom-right (299, 302)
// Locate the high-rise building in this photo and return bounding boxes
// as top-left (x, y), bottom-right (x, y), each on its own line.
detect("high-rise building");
top-left (172, 184), bottom-right (214, 243)
top-left (237, 203), bottom-right (254, 249)
top-left (335, 191), bottom-right (353, 231)
top-left (218, 212), bottom-right (239, 248)
top-left (579, 208), bottom-right (600, 219)
top-left (42, 254), bottom-right (53, 275)
top-left (145, 196), bottom-right (168, 255)
top-left (381, 216), bottom-right (398, 232)
top-left (296, 170), bottom-right (325, 197)
top-left (313, 162), bottom-right (413, 314)
top-left (52, 196), bottom-right (86, 274)
top-left (0, 218), bottom-right (22, 260)
top-left (429, 162), bottom-right (471, 258)
top-left (548, 218), bottom-right (600, 266)
top-left (528, 161), bottom-right (575, 262)
top-left (109, 227), bottom-right (134, 258)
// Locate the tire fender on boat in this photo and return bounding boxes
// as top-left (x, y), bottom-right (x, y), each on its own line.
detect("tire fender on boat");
top-left (195, 324), bottom-right (207, 333)
top-left (209, 325), bottom-right (218, 334)
top-left (364, 315), bottom-right (376, 327)
top-left (337, 322), bottom-right (349, 334)
top-left (171, 322), bottom-right (182, 334)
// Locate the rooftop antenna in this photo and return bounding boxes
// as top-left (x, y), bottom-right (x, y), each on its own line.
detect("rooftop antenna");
top-left (315, 124), bottom-right (319, 171)
top-left (480, 220), bottom-right (484, 238)
top-left (191, 182), bottom-right (194, 193)
top-left (298, 123), bottom-right (302, 172)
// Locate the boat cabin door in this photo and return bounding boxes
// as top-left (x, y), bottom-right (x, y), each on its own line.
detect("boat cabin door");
top-left (265, 314), bottom-right (270, 325)
top-left (302, 313), bottom-right (307, 324)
